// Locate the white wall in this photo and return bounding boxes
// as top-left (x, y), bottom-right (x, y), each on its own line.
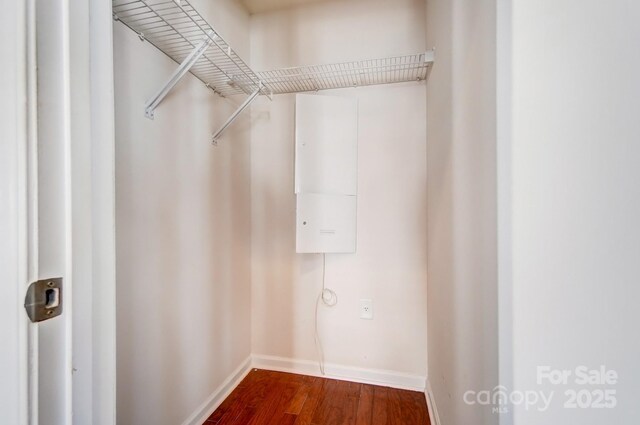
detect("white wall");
top-left (250, 0), bottom-right (429, 380)
top-left (425, 0), bottom-right (499, 424)
top-left (507, 0), bottom-right (640, 423)
top-left (113, 1), bottom-right (253, 424)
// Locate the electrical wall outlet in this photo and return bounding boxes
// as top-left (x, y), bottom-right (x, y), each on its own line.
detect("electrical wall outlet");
top-left (360, 299), bottom-right (373, 320)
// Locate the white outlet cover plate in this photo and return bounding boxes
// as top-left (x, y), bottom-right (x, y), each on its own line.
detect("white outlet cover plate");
top-left (360, 299), bottom-right (373, 320)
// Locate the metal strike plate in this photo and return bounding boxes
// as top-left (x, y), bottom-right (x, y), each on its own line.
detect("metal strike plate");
top-left (24, 278), bottom-right (63, 323)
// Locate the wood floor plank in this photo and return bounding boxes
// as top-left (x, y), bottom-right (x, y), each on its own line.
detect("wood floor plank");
top-left (280, 413), bottom-right (298, 425)
top-left (208, 383), bottom-right (251, 423)
top-left (310, 379), bottom-right (361, 425)
top-left (233, 407), bottom-right (257, 425)
top-left (206, 370), bottom-right (271, 422)
top-left (208, 369), bottom-right (429, 425)
top-left (216, 370), bottom-right (280, 425)
top-left (403, 389), bottom-right (431, 425)
top-left (385, 387), bottom-right (408, 425)
top-left (246, 374), bottom-right (302, 425)
top-left (241, 370), bottom-right (279, 408)
top-left (263, 380), bottom-right (302, 425)
top-left (293, 377), bottom-right (325, 425)
top-left (355, 384), bottom-right (374, 425)
top-left (371, 386), bottom-right (389, 425)
top-left (370, 385), bottom-right (430, 425)
top-left (286, 376), bottom-right (317, 415)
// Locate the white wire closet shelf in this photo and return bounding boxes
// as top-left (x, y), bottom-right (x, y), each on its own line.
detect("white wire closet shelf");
top-left (111, 0), bottom-right (434, 141)
top-left (112, 0), bottom-right (267, 99)
top-left (254, 52), bottom-right (434, 95)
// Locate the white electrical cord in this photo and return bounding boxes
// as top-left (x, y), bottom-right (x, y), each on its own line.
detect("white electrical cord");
top-left (314, 253), bottom-right (337, 375)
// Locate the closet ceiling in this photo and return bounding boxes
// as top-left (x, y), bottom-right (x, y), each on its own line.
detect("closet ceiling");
top-left (240, 0), bottom-right (341, 14)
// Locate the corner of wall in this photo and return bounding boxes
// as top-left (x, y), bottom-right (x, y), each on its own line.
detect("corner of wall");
top-left (179, 356), bottom-right (253, 425)
top-left (425, 379), bottom-right (442, 425)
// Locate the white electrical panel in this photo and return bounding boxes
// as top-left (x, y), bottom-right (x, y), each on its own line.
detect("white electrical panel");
top-left (295, 94), bottom-right (358, 253)
top-left (296, 194), bottom-right (357, 253)
top-left (295, 94), bottom-right (358, 196)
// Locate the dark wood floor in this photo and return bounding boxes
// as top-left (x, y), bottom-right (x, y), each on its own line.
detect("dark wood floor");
top-left (204, 369), bottom-right (430, 425)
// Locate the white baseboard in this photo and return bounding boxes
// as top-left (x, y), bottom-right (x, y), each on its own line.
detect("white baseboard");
top-left (181, 356), bottom-right (253, 425)
top-left (425, 379), bottom-right (441, 425)
top-left (251, 354), bottom-right (426, 392)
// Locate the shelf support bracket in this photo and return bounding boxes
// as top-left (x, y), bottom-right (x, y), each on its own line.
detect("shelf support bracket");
top-left (211, 82), bottom-right (264, 144)
top-left (425, 49), bottom-right (435, 64)
top-left (144, 31), bottom-right (214, 119)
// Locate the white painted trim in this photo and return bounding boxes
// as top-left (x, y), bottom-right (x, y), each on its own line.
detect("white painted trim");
top-left (497, 1), bottom-right (514, 425)
top-left (0, 1), bottom-right (29, 423)
top-left (25, 0), bottom-right (39, 422)
top-left (180, 356), bottom-right (253, 425)
top-left (61, 0), bottom-right (74, 421)
top-left (425, 379), bottom-right (441, 425)
top-left (88, 0), bottom-right (117, 423)
top-left (252, 354), bottom-right (426, 392)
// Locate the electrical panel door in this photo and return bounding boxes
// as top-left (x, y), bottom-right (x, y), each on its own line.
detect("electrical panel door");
top-left (295, 94), bottom-right (358, 196)
top-left (296, 193), bottom-right (357, 253)
top-left (295, 94), bottom-right (358, 253)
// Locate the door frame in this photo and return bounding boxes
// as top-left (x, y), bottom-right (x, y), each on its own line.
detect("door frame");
top-left (67, 0), bottom-right (118, 422)
top-left (0, 0), bottom-right (117, 423)
top-left (0, 0), bottom-right (30, 423)
top-left (79, 0), bottom-right (118, 423)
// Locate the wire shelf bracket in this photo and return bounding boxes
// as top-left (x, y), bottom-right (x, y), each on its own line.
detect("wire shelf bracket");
top-left (211, 82), bottom-right (263, 145)
top-left (144, 30), bottom-right (214, 119)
